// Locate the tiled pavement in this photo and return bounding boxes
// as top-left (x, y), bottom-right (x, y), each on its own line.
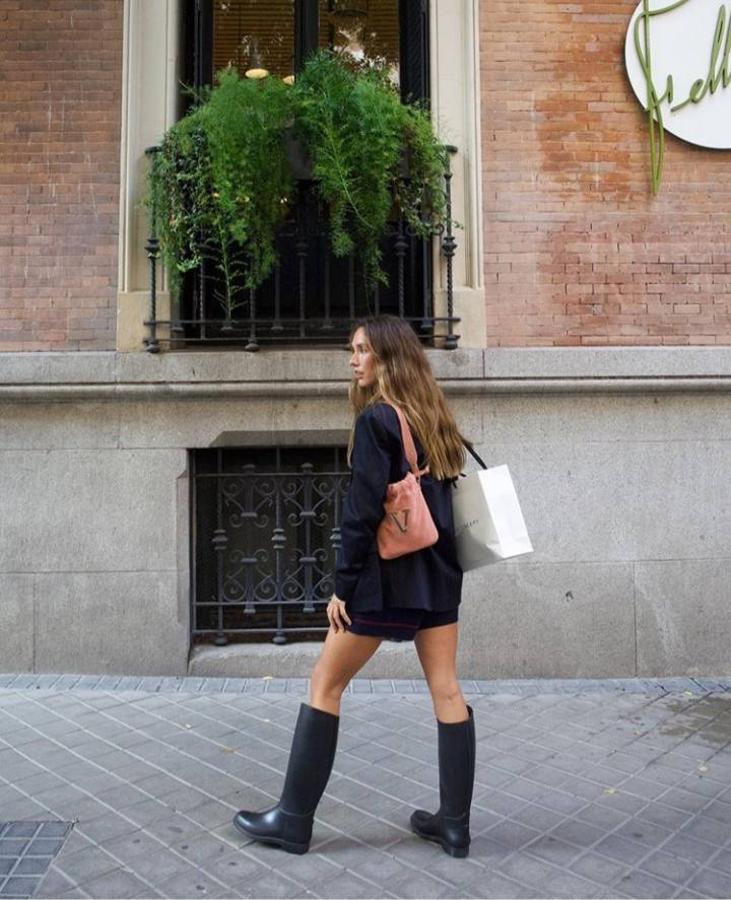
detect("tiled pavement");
top-left (0, 821), bottom-right (73, 898)
top-left (1, 675), bottom-right (731, 899)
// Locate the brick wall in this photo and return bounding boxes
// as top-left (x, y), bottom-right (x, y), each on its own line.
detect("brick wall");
top-left (481, 0), bottom-right (731, 346)
top-left (0, 0), bottom-right (123, 351)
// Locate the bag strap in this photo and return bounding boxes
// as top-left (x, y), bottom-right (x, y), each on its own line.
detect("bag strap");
top-left (385, 405), bottom-right (485, 476)
top-left (464, 441), bottom-right (488, 470)
top-left (385, 403), bottom-right (428, 477)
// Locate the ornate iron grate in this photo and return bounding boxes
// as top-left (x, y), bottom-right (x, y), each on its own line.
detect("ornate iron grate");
top-left (191, 445), bottom-right (350, 644)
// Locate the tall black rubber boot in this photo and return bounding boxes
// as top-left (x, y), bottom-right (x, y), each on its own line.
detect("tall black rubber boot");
top-left (233, 703), bottom-right (339, 854)
top-left (410, 705), bottom-right (475, 857)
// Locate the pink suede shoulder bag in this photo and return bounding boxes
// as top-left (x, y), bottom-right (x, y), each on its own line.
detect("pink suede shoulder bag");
top-left (376, 404), bottom-right (439, 560)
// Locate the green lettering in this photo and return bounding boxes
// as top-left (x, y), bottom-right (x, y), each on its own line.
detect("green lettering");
top-left (630, 0), bottom-right (731, 192)
top-left (671, 5), bottom-right (728, 111)
top-left (723, 6), bottom-right (731, 87)
top-left (673, 77), bottom-right (707, 112)
top-left (710, 5), bottom-right (727, 90)
top-left (634, 0), bottom-right (690, 193)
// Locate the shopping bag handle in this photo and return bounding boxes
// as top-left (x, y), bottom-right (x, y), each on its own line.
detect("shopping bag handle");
top-left (462, 441), bottom-right (488, 471)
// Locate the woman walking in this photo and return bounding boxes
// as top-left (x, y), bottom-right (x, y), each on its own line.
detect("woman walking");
top-left (233, 314), bottom-right (475, 857)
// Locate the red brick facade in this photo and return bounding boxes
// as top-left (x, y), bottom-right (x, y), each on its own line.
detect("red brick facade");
top-left (3, 2), bottom-right (731, 351)
top-left (0, 0), bottom-right (123, 351)
top-left (481, 0), bottom-right (731, 346)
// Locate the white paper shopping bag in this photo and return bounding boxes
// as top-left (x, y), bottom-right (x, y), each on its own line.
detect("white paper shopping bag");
top-left (451, 464), bottom-right (533, 572)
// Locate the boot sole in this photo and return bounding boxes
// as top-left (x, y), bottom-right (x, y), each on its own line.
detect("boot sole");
top-left (410, 822), bottom-right (469, 858)
top-left (233, 817), bottom-right (309, 855)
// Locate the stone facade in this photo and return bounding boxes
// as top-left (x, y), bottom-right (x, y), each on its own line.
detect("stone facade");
top-left (2, 349), bottom-right (730, 678)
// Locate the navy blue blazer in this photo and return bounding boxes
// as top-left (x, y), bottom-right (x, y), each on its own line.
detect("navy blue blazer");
top-left (334, 402), bottom-right (463, 613)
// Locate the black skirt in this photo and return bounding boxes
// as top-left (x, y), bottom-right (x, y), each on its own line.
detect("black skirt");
top-left (345, 605), bottom-right (459, 642)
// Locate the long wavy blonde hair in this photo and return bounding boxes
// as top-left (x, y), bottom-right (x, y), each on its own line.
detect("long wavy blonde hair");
top-left (347, 315), bottom-right (469, 480)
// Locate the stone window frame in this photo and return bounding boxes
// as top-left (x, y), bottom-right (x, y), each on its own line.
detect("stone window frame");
top-left (116, 0), bottom-right (485, 351)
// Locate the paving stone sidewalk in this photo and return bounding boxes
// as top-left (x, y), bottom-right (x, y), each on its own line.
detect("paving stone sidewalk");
top-left (1, 674), bottom-right (731, 899)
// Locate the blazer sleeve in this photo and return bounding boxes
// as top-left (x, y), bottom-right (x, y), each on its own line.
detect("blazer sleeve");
top-left (334, 408), bottom-right (394, 602)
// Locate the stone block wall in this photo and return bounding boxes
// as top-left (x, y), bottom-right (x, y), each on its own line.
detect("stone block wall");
top-left (2, 349), bottom-right (730, 679)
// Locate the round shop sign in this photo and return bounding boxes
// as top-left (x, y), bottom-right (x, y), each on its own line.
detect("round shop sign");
top-left (625, 0), bottom-right (731, 149)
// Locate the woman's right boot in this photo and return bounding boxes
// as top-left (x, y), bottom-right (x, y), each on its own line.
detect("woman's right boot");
top-left (410, 705), bottom-right (475, 857)
top-left (233, 703), bottom-right (339, 854)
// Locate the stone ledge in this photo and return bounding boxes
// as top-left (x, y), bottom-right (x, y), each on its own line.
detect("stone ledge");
top-left (4, 377), bottom-right (731, 403)
top-left (0, 348), bottom-right (483, 385)
top-left (0, 351), bottom-right (117, 385)
top-left (1, 348), bottom-right (730, 399)
top-left (485, 346), bottom-right (731, 379)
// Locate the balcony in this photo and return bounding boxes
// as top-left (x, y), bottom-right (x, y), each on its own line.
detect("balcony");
top-left (143, 147), bottom-right (460, 352)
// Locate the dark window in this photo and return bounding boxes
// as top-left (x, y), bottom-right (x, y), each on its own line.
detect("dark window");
top-left (183, 0), bottom-right (428, 104)
top-left (191, 446), bottom-right (349, 644)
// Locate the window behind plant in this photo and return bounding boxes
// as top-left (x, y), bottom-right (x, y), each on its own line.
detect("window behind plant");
top-left (319, 1), bottom-right (400, 85)
top-left (203, 0), bottom-right (419, 99)
top-left (213, 1), bottom-right (296, 81)
top-left (169, 0), bottom-right (443, 351)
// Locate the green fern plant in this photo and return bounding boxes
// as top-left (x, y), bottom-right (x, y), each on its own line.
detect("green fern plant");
top-left (146, 108), bottom-right (212, 311)
top-left (146, 52), bottom-right (448, 312)
top-left (292, 51), bottom-right (447, 286)
top-left (146, 70), bottom-right (294, 319)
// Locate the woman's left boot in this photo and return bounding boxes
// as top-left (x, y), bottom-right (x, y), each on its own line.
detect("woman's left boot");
top-left (410, 705), bottom-right (475, 857)
top-left (233, 703), bottom-right (339, 854)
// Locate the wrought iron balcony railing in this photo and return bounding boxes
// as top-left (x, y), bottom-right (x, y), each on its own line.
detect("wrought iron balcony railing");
top-left (144, 146), bottom-right (459, 351)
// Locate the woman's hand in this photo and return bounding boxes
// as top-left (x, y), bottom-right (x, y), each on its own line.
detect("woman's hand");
top-left (327, 595), bottom-right (352, 633)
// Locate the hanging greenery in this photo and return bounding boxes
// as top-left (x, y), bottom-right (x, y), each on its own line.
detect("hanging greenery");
top-left (146, 50), bottom-right (448, 309)
top-left (146, 108), bottom-right (213, 313)
top-left (146, 70), bottom-right (294, 319)
top-left (291, 51), bottom-right (448, 285)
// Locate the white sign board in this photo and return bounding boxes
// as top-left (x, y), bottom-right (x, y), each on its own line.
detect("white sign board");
top-left (625, 0), bottom-right (731, 149)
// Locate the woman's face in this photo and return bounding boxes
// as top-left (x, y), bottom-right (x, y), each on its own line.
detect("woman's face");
top-left (349, 327), bottom-right (377, 388)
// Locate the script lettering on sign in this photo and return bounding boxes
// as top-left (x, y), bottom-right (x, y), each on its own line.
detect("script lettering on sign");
top-left (625, 0), bottom-right (731, 191)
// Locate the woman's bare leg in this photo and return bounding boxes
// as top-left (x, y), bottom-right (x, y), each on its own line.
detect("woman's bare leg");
top-left (414, 623), bottom-right (468, 723)
top-left (309, 628), bottom-right (382, 715)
